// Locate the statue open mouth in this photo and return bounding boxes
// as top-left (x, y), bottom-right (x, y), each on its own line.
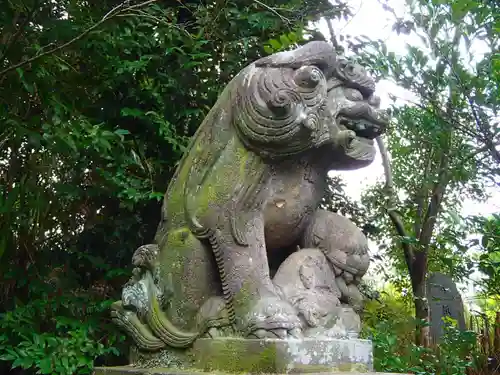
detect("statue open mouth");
top-left (336, 101), bottom-right (388, 143)
top-left (337, 116), bottom-right (383, 141)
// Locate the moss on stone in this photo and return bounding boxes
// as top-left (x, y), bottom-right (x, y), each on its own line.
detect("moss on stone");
top-left (234, 141), bottom-right (251, 179)
top-left (192, 338), bottom-right (278, 373)
top-left (162, 227), bottom-right (196, 272)
top-left (133, 346), bottom-right (194, 369)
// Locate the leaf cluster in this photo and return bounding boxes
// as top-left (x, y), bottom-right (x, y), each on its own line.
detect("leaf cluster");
top-left (353, 0), bottom-right (499, 293)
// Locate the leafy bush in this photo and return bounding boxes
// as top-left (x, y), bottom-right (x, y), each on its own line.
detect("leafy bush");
top-left (0, 259), bottom-right (128, 375)
top-left (361, 283), bottom-right (481, 375)
top-left (0, 288), bottom-right (126, 375)
top-left (366, 317), bottom-right (479, 375)
top-left (361, 283), bottom-right (415, 346)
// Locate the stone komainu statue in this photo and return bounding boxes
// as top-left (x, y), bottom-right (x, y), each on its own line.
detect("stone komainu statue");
top-left (111, 41), bottom-right (388, 351)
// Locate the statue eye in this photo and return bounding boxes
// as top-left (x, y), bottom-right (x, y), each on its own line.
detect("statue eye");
top-left (345, 88), bottom-right (363, 101)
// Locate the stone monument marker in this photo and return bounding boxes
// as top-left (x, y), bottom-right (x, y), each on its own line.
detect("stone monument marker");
top-left (95, 40), bottom-right (389, 374)
top-left (427, 272), bottom-right (466, 342)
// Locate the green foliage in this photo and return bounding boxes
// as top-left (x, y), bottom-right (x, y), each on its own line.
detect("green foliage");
top-left (470, 214), bottom-right (500, 297)
top-left (0, 0), bottom-right (348, 373)
top-left (362, 283), bottom-right (415, 343)
top-left (367, 317), bottom-right (479, 375)
top-left (362, 284), bottom-right (480, 374)
top-left (348, 0), bottom-right (499, 331)
top-left (0, 297), bottom-right (123, 375)
top-left (0, 280), bottom-right (122, 374)
top-left (0, 255), bottom-right (128, 374)
top-left (263, 30), bottom-right (304, 54)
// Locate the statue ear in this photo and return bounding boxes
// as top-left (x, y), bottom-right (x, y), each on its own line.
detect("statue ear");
top-left (255, 41), bottom-right (337, 78)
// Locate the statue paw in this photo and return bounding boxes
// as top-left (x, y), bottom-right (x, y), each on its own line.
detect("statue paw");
top-left (245, 297), bottom-right (302, 339)
top-left (297, 303), bottom-right (323, 328)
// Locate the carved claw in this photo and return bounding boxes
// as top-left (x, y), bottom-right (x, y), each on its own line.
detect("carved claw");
top-left (245, 297), bottom-right (302, 339)
top-left (296, 298), bottom-right (333, 328)
top-left (299, 309), bottom-right (320, 328)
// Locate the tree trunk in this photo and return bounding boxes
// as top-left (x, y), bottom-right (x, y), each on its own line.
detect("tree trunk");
top-left (411, 256), bottom-right (430, 347)
top-left (377, 136), bottom-right (432, 347)
top-left (494, 311), bottom-right (500, 355)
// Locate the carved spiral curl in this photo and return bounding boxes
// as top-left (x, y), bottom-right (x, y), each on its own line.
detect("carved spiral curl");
top-left (266, 88), bottom-right (301, 117)
top-left (233, 64), bottom-right (327, 159)
top-left (294, 65), bottom-right (322, 88)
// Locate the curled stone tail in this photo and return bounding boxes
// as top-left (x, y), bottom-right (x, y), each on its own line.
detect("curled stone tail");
top-left (145, 281), bottom-right (200, 348)
top-left (110, 301), bottom-right (166, 351)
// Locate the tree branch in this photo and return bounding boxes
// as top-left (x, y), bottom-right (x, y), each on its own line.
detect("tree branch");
top-left (391, 88), bottom-right (481, 141)
top-left (418, 150), bottom-right (449, 248)
top-left (253, 0), bottom-right (290, 23)
top-left (443, 56), bottom-right (500, 164)
top-left (418, 92), bottom-right (455, 248)
top-left (376, 136), bottom-right (415, 272)
top-left (0, 13), bottom-right (20, 48)
top-left (414, 147), bottom-right (433, 238)
top-left (0, 1), bottom-right (39, 64)
top-left (326, 18), bottom-right (340, 51)
top-left (0, 0), bottom-right (158, 79)
top-left (418, 27), bottom-right (462, 248)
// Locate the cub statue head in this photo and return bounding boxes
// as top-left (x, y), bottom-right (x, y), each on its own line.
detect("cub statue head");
top-left (231, 41), bottom-right (388, 168)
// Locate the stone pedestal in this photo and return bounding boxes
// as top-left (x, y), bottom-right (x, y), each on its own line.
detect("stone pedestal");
top-left (95, 371), bottom-right (401, 375)
top-left (94, 337), bottom-right (373, 374)
top-left (193, 337), bottom-right (373, 373)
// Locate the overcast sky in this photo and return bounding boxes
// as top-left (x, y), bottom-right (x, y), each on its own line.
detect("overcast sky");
top-left (319, 0), bottom-right (499, 217)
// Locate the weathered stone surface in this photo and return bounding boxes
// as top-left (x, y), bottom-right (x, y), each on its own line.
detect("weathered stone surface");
top-left (108, 40), bottom-right (389, 359)
top-left (427, 272), bottom-right (466, 342)
top-left (94, 369), bottom-right (404, 375)
top-left (191, 338), bottom-right (372, 373)
top-left (95, 337), bottom-right (375, 374)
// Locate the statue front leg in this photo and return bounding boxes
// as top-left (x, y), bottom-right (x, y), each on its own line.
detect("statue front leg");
top-left (217, 209), bottom-right (302, 339)
top-left (302, 209), bottom-right (370, 287)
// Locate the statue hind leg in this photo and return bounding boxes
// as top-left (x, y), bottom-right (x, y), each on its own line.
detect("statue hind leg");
top-left (155, 226), bottom-right (230, 333)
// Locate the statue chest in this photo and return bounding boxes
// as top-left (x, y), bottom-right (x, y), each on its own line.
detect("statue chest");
top-left (263, 162), bottom-right (325, 249)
